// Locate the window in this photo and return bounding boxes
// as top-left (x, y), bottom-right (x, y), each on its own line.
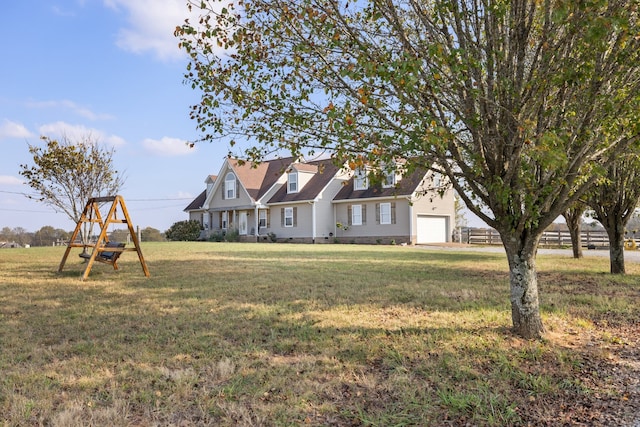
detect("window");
top-left (259, 210), bottom-right (267, 228)
top-left (379, 203), bottom-right (392, 225)
top-left (288, 172), bottom-right (298, 193)
top-left (221, 211), bottom-right (228, 230)
top-left (351, 204), bottom-right (362, 226)
top-left (354, 168), bottom-right (368, 190)
top-left (433, 172), bottom-right (442, 188)
top-left (284, 207), bottom-right (294, 227)
top-left (225, 172), bottom-right (236, 199)
top-left (383, 168), bottom-right (396, 188)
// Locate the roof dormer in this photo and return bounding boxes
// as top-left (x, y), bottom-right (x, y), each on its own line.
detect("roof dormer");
top-left (287, 163), bottom-right (319, 193)
top-left (205, 175), bottom-right (217, 197)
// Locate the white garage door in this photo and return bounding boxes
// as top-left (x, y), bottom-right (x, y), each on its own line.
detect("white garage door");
top-left (417, 215), bottom-right (448, 244)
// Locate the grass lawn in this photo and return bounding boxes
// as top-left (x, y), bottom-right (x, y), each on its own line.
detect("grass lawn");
top-left (1, 242), bottom-right (638, 426)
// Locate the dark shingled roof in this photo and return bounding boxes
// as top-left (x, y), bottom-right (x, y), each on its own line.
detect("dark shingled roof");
top-left (184, 190), bottom-right (206, 211)
top-left (268, 159), bottom-right (341, 204)
top-left (333, 168), bottom-right (426, 201)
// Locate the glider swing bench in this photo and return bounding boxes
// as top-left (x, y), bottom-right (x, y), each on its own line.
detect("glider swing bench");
top-left (58, 195), bottom-right (150, 280)
top-left (78, 241), bottom-right (126, 264)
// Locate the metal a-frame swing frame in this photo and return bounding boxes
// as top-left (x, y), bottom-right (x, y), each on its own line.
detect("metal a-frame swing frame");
top-left (58, 195), bottom-right (150, 280)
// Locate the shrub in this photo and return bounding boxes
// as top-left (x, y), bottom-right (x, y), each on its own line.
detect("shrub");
top-left (225, 228), bottom-right (240, 242)
top-left (208, 231), bottom-right (225, 242)
top-left (165, 220), bottom-right (202, 241)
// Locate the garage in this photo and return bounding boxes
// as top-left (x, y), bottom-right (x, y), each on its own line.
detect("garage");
top-left (417, 215), bottom-right (448, 244)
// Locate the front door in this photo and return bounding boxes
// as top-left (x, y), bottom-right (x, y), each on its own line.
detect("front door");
top-left (239, 212), bottom-right (248, 235)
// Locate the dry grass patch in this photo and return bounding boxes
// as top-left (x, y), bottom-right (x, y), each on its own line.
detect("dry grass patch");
top-left (0, 243), bottom-right (638, 426)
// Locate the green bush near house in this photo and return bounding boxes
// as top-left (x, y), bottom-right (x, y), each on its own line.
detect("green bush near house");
top-left (164, 219), bottom-right (202, 241)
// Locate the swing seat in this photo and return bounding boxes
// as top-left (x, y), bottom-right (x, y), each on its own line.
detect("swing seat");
top-left (79, 241), bottom-right (126, 264)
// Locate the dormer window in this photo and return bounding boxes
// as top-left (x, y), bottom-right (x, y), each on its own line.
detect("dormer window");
top-left (288, 171), bottom-right (298, 193)
top-left (354, 168), bottom-right (368, 191)
top-left (383, 168), bottom-right (396, 188)
top-left (225, 172), bottom-right (236, 199)
top-left (433, 172), bottom-right (442, 188)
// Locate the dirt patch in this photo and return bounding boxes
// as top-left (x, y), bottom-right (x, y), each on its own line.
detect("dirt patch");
top-left (529, 323), bottom-right (640, 426)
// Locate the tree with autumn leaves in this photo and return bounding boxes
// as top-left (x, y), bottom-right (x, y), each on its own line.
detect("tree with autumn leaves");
top-left (176, 0), bottom-right (640, 338)
top-left (20, 135), bottom-right (125, 247)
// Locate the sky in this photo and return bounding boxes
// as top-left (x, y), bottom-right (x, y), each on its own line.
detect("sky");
top-left (0, 0), bottom-right (490, 234)
top-left (0, 0), bottom-right (232, 233)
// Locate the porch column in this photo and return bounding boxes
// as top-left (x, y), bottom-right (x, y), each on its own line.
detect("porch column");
top-left (254, 206), bottom-right (259, 237)
top-left (408, 197), bottom-right (414, 244)
top-left (311, 201), bottom-right (316, 243)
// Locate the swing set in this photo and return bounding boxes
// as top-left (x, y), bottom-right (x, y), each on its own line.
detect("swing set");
top-left (58, 195), bottom-right (150, 280)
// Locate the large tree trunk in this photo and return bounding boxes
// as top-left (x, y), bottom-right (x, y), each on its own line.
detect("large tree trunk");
top-left (563, 213), bottom-right (583, 259)
top-left (502, 236), bottom-right (545, 339)
top-left (562, 203), bottom-right (586, 259)
top-left (567, 221), bottom-right (583, 259)
top-left (605, 222), bottom-right (626, 274)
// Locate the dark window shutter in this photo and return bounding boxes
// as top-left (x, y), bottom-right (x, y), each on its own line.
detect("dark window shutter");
top-left (235, 180), bottom-right (239, 199)
top-left (281, 208), bottom-right (285, 227)
top-left (347, 205), bottom-right (352, 226)
top-left (375, 203), bottom-right (380, 224)
top-left (221, 181), bottom-right (225, 200)
top-left (293, 207), bottom-right (297, 227)
top-left (362, 204), bottom-right (367, 225)
top-left (391, 202), bottom-right (396, 224)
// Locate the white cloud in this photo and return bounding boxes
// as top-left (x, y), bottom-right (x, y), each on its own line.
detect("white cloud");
top-left (104, 0), bottom-right (192, 61)
top-left (0, 175), bottom-right (23, 185)
top-left (0, 119), bottom-right (33, 140)
top-left (26, 99), bottom-right (113, 121)
top-left (38, 121), bottom-right (126, 148)
top-left (103, 0), bottom-right (229, 62)
top-left (141, 136), bottom-right (195, 156)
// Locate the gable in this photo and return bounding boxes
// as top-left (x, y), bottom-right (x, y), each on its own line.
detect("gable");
top-left (230, 157), bottom-right (295, 201)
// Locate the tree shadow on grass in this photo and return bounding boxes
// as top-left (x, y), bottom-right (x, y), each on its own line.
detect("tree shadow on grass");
top-left (2, 254), bottom-right (638, 426)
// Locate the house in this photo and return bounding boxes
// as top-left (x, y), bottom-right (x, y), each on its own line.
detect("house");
top-left (332, 166), bottom-right (454, 244)
top-left (185, 157), bottom-right (455, 244)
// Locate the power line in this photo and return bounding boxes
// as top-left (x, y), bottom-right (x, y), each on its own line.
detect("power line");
top-left (128, 203), bottom-right (189, 211)
top-left (0, 191), bottom-right (194, 202)
top-left (126, 198), bottom-right (194, 202)
top-left (0, 207), bottom-right (57, 214)
top-left (0, 189), bottom-right (38, 197)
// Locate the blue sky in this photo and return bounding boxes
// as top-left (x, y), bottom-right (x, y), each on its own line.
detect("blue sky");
top-left (0, 0), bottom-right (491, 233)
top-left (0, 0), bottom-right (231, 233)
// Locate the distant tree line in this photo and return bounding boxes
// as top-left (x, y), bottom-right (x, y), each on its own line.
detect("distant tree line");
top-left (0, 226), bottom-right (166, 247)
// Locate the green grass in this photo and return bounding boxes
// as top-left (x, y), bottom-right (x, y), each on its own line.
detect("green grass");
top-left (0, 243), bottom-right (638, 426)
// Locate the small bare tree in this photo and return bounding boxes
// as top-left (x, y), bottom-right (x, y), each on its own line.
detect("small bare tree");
top-left (20, 134), bottom-right (125, 247)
